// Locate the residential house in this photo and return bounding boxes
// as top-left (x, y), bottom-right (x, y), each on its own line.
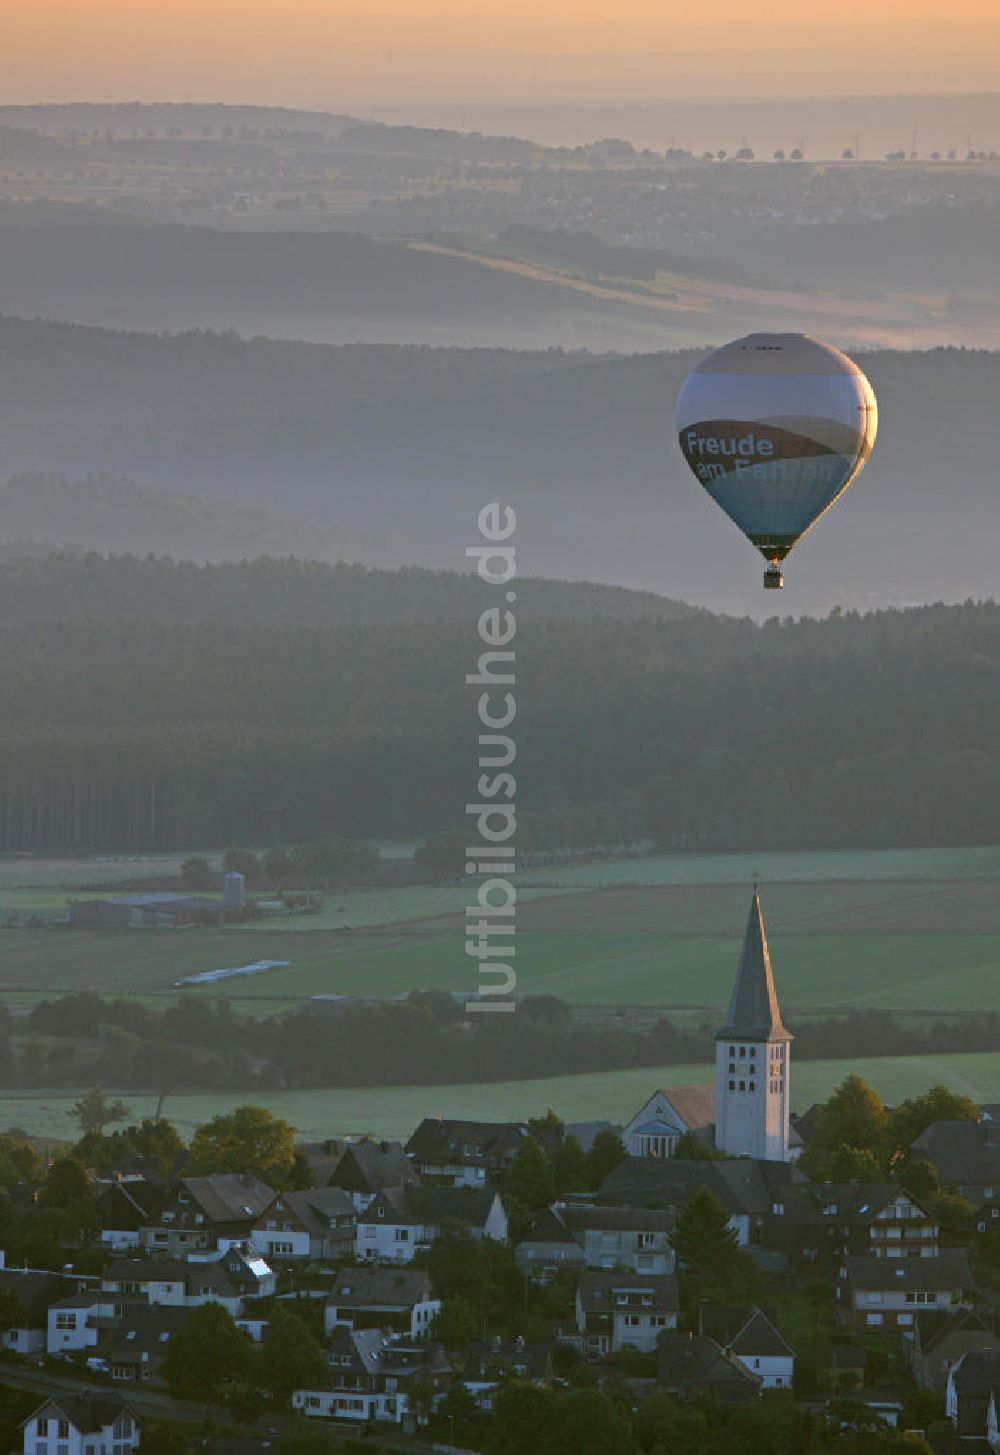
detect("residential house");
top-left (947, 1349), bottom-right (1000, 1445)
top-left (101, 1244), bottom-right (273, 1315)
top-left (976, 1194), bottom-right (1000, 1237)
top-left (798, 1183), bottom-right (939, 1264)
top-left (405, 1118), bottom-right (528, 1188)
top-left (106, 1301), bottom-right (192, 1385)
top-left (94, 1177), bottom-right (164, 1253)
top-left (250, 1187), bottom-right (356, 1262)
top-left (575, 1271), bottom-right (679, 1358)
top-left (698, 1305), bottom-right (795, 1390)
top-left (909, 1119), bottom-right (1000, 1204)
top-left (463, 1337), bottom-right (553, 1410)
top-left (0, 1269), bottom-right (76, 1355)
top-left (21, 1394), bottom-right (140, 1454)
top-left (293, 1327), bottom-right (451, 1425)
top-left (324, 1140), bottom-right (419, 1212)
top-left (324, 1267), bottom-right (440, 1340)
top-left (623, 1086), bottom-right (717, 1159)
top-left (141, 1173), bottom-right (274, 1255)
top-left (598, 1155), bottom-right (807, 1250)
top-left (356, 1185), bottom-right (507, 1263)
top-left (908, 1308), bottom-right (1000, 1392)
top-left (838, 1252), bottom-right (972, 1332)
top-left (657, 1332), bottom-right (762, 1404)
top-left (516, 1203), bottom-right (674, 1283)
top-left (46, 1293), bottom-right (117, 1356)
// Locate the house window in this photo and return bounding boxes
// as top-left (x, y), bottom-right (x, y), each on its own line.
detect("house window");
top-left (55, 1313), bottom-right (77, 1330)
top-left (728, 1081), bottom-right (735, 1092)
top-left (866, 1313), bottom-right (883, 1327)
top-left (739, 1081), bottom-right (745, 1092)
top-left (624, 1315), bottom-right (640, 1326)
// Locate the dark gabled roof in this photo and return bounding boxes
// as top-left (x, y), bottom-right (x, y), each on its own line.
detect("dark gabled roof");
top-left (329, 1140), bottom-right (416, 1194)
top-left (699, 1305), bottom-right (793, 1358)
top-left (954, 1349), bottom-right (1000, 1395)
top-left (405, 1118), bottom-right (527, 1165)
top-left (917, 1307), bottom-right (997, 1358)
top-left (911, 1121), bottom-right (1000, 1187)
top-left (813, 1182), bottom-right (931, 1225)
top-left (564, 1204), bottom-right (673, 1235)
top-left (0, 1269), bottom-right (73, 1324)
top-left (327, 1266), bottom-right (434, 1310)
top-left (108, 1301), bottom-right (191, 1361)
top-left (96, 1177), bottom-right (164, 1221)
top-left (358, 1184), bottom-right (497, 1228)
top-left (842, 1252), bottom-right (971, 1291)
top-left (577, 1271), bottom-right (679, 1314)
top-left (518, 1206), bottom-right (579, 1247)
top-left (104, 1256), bottom-right (240, 1298)
top-left (22, 1395), bottom-right (136, 1434)
top-left (259, 1187), bottom-right (355, 1235)
top-left (716, 889), bottom-right (792, 1044)
top-left (463, 1339), bottom-right (552, 1382)
top-left (658, 1332), bottom-right (762, 1397)
top-left (597, 1156), bottom-right (803, 1217)
top-left (177, 1174), bottom-right (274, 1223)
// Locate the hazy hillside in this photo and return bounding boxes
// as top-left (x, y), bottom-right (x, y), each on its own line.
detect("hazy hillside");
top-left (0, 223), bottom-right (664, 351)
top-left (0, 553), bottom-right (699, 626)
top-left (0, 474), bottom-right (354, 564)
top-left (0, 317), bottom-right (996, 615)
top-left (0, 102), bottom-right (360, 138)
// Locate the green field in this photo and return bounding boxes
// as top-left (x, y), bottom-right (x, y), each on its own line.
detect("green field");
top-left (0, 848), bottom-right (998, 1017)
top-left (6, 1051), bottom-right (1000, 1143)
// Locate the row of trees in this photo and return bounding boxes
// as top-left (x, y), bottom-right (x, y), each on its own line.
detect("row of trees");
top-left (11, 992), bottom-right (1000, 1094)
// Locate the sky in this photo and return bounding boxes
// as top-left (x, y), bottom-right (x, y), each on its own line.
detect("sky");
top-left (3, 0), bottom-right (1000, 110)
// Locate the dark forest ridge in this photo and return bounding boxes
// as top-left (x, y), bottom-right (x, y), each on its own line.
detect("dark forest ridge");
top-left (0, 594), bottom-right (995, 851)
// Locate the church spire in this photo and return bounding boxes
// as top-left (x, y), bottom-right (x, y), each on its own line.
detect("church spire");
top-left (716, 887), bottom-right (793, 1043)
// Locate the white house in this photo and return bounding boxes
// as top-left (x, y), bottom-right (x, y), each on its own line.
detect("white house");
top-left (47, 1294), bottom-right (116, 1356)
top-left (575, 1271), bottom-right (679, 1358)
top-left (21, 1395), bottom-right (139, 1455)
top-left (324, 1267), bottom-right (440, 1341)
top-left (840, 1253), bottom-right (972, 1332)
top-left (699, 1305), bottom-right (795, 1390)
top-left (356, 1186), bottom-right (507, 1263)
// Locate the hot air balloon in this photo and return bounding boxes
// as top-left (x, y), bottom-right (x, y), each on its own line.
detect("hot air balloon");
top-left (676, 333), bottom-right (877, 589)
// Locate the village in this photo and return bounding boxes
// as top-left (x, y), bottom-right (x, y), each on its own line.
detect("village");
top-left (1, 895), bottom-right (999, 1454)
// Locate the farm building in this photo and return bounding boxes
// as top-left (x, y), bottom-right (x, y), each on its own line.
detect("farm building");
top-left (67, 893), bottom-right (221, 928)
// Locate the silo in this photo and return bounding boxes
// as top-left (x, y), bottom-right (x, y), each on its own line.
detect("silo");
top-left (223, 871), bottom-right (246, 911)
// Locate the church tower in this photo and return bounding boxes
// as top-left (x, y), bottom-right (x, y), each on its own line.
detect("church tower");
top-left (715, 886), bottom-right (793, 1162)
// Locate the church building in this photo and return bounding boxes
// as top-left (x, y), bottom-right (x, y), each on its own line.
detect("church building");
top-left (623, 886), bottom-right (795, 1164)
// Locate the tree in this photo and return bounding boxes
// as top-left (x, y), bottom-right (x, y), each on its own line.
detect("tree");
top-left (180, 856), bottom-right (212, 890)
top-left (553, 1135), bottom-right (587, 1195)
top-left (69, 1087), bottom-right (130, 1136)
top-left (504, 1138), bottom-right (553, 1211)
top-left (801, 1076), bottom-right (888, 1177)
top-left (163, 1302), bottom-right (251, 1401)
top-left (924, 1189), bottom-right (975, 1246)
top-left (188, 1104), bottom-right (295, 1180)
top-left (432, 1294), bottom-right (479, 1351)
top-left (551, 1387), bottom-right (637, 1455)
top-left (671, 1185), bottom-right (739, 1271)
top-left (414, 830), bottom-right (466, 878)
top-left (489, 1381), bottom-right (559, 1455)
top-left (674, 1132), bottom-right (723, 1161)
top-left (39, 1157), bottom-right (91, 1211)
top-left (260, 1304), bottom-right (327, 1400)
top-left (585, 1129), bottom-right (626, 1188)
top-left (138, 1422), bottom-right (190, 1455)
top-left (818, 1145), bottom-right (886, 1183)
top-left (888, 1086), bottom-right (979, 1162)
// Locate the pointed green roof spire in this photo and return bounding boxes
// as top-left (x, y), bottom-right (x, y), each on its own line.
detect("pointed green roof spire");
top-left (716, 886), bottom-right (793, 1043)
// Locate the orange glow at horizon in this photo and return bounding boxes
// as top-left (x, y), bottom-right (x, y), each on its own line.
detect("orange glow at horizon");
top-left (3, 0), bottom-right (1000, 108)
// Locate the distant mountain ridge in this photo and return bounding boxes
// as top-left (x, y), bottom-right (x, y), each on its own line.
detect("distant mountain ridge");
top-left (0, 473), bottom-right (355, 566)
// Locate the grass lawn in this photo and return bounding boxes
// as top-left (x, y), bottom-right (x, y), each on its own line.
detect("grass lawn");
top-left (8, 1051), bottom-right (1000, 1143)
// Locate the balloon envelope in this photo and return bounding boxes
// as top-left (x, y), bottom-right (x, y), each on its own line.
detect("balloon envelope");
top-left (676, 333), bottom-right (877, 571)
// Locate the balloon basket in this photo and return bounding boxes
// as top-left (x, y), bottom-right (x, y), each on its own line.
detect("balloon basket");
top-left (763, 565), bottom-right (784, 590)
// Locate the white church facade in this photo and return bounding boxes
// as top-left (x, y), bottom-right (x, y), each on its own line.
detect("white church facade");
top-left (623, 887), bottom-right (797, 1164)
